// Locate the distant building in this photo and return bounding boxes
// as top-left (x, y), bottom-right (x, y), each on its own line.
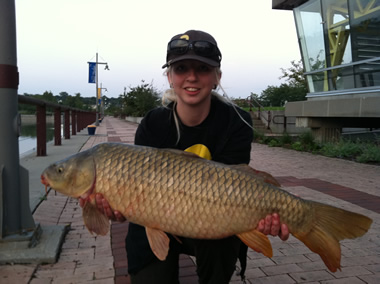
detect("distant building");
top-left (273, 0), bottom-right (380, 141)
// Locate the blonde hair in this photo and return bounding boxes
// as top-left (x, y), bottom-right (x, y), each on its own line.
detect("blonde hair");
top-left (162, 66), bottom-right (252, 144)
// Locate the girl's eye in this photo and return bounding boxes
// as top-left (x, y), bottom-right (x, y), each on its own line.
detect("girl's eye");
top-left (198, 65), bottom-right (211, 73)
top-left (174, 65), bottom-right (188, 73)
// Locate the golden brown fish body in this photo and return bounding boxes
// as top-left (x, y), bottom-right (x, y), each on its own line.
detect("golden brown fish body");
top-left (41, 143), bottom-right (372, 272)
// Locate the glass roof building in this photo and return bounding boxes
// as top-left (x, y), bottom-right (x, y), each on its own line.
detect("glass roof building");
top-left (273, 0), bottom-right (380, 141)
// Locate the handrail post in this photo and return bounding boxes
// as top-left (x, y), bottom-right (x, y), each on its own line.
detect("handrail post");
top-left (36, 104), bottom-right (47, 156)
top-left (54, 107), bottom-right (61, 145)
top-left (71, 110), bottom-right (76, 135)
top-left (258, 106), bottom-right (261, 119)
top-left (77, 111), bottom-right (82, 131)
top-left (284, 116), bottom-right (287, 132)
top-left (64, 109), bottom-right (70, 139)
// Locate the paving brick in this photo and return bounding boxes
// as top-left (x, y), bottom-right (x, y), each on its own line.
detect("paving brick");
top-left (261, 263), bottom-right (304, 275)
top-left (248, 274), bottom-right (296, 284)
top-left (289, 270), bottom-right (335, 282)
top-left (245, 256), bottom-right (277, 268)
top-left (0, 264), bottom-right (36, 283)
top-left (328, 266), bottom-right (373, 278)
top-left (271, 254), bottom-right (311, 266)
top-left (358, 273), bottom-right (380, 284)
top-left (115, 275), bottom-right (131, 284)
top-left (235, 267), bottom-right (266, 279)
top-left (320, 277), bottom-right (367, 284)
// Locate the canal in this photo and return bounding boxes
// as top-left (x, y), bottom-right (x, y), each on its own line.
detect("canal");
top-left (19, 122), bottom-right (56, 157)
top-left (19, 115), bottom-right (57, 157)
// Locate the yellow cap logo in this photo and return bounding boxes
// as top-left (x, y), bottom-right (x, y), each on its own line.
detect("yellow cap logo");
top-left (180, 34), bottom-right (189, 40)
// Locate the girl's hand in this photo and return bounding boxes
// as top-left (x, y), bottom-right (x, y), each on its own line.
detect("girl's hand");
top-left (256, 213), bottom-right (289, 241)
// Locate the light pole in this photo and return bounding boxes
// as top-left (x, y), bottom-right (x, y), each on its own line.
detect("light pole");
top-left (0, 0), bottom-right (38, 241)
top-left (99, 83), bottom-right (107, 119)
top-left (88, 53), bottom-right (109, 126)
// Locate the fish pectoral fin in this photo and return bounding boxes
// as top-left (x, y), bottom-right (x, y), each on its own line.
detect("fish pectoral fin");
top-left (82, 202), bottom-right (110, 236)
top-left (237, 230), bottom-right (273, 258)
top-left (146, 227), bottom-right (170, 261)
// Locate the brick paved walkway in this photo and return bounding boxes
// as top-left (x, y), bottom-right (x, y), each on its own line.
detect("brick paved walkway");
top-left (1, 116), bottom-right (379, 283)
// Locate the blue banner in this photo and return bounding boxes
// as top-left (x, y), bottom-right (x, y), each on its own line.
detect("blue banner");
top-left (88, 62), bottom-right (96, 83)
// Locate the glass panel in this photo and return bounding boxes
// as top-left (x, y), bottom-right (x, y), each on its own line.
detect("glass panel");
top-left (354, 59), bottom-right (380, 87)
top-left (333, 66), bottom-right (355, 89)
top-left (294, 0), bottom-right (326, 75)
top-left (306, 72), bottom-right (326, 93)
top-left (322, 0), bottom-right (352, 67)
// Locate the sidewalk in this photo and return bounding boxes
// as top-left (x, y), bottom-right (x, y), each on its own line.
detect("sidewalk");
top-left (1, 116), bottom-right (379, 283)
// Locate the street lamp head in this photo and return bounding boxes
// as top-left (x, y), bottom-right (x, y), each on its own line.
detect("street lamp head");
top-left (105, 64), bottom-right (110, 71)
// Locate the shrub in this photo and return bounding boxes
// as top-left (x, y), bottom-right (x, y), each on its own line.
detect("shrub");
top-left (268, 139), bottom-right (280, 147)
top-left (279, 132), bottom-right (293, 146)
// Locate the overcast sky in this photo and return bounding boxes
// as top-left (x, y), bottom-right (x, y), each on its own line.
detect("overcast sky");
top-left (15, 0), bottom-right (301, 99)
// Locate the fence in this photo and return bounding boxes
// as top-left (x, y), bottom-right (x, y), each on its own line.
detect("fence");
top-left (18, 95), bottom-right (96, 156)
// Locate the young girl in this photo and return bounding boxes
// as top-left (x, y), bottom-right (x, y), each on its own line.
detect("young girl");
top-left (94, 30), bottom-right (289, 284)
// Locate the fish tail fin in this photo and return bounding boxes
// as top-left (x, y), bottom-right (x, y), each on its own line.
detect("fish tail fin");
top-left (83, 201), bottom-right (110, 236)
top-left (237, 230), bottom-right (273, 258)
top-left (293, 202), bottom-right (372, 272)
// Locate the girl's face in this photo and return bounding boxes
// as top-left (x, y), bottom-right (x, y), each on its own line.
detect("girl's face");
top-left (168, 60), bottom-right (220, 107)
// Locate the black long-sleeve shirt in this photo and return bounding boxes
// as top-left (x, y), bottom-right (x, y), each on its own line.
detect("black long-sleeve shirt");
top-left (126, 96), bottom-right (253, 273)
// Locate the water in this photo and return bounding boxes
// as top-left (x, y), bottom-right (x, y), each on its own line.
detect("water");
top-left (19, 123), bottom-right (56, 157)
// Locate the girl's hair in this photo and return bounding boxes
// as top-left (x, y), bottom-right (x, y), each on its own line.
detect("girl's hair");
top-left (162, 66), bottom-right (252, 144)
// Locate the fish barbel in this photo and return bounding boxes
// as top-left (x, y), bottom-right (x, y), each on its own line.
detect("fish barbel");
top-left (40, 142), bottom-right (372, 272)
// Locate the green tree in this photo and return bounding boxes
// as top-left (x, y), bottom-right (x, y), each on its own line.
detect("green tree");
top-left (258, 60), bottom-right (308, 107)
top-left (41, 91), bottom-right (57, 103)
top-left (122, 80), bottom-right (160, 116)
top-left (260, 84), bottom-right (307, 107)
top-left (279, 59), bottom-right (307, 89)
top-left (64, 93), bottom-right (84, 109)
top-left (58, 91), bottom-right (69, 105)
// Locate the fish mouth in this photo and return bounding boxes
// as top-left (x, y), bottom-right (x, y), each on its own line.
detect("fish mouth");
top-left (40, 174), bottom-right (50, 194)
top-left (40, 173), bottom-right (96, 199)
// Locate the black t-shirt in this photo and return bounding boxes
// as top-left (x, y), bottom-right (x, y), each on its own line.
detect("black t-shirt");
top-left (127, 96), bottom-right (253, 273)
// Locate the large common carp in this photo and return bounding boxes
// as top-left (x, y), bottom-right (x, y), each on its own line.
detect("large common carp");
top-left (40, 143), bottom-right (372, 272)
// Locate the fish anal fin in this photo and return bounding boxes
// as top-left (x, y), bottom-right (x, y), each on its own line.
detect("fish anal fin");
top-left (82, 201), bottom-right (110, 236)
top-left (146, 227), bottom-right (170, 261)
top-left (237, 230), bottom-right (273, 258)
top-left (293, 202), bottom-right (372, 272)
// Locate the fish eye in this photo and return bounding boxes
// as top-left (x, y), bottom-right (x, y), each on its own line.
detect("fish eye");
top-left (57, 167), bottom-right (64, 174)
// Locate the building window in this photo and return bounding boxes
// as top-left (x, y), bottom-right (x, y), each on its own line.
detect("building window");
top-left (294, 0), bottom-right (380, 95)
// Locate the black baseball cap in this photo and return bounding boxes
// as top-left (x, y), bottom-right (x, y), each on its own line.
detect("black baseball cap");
top-left (162, 30), bottom-right (222, 69)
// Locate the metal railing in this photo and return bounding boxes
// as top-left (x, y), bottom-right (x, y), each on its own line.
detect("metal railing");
top-left (247, 95), bottom-right (271, 129)
top-left (247, 96), bottom-right (297, 132)
top-left (18, 95), bottom-right (96, 156)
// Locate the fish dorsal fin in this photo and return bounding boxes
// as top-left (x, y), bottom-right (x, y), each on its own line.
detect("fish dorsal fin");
top-left (82, 200), bottom-right (110, 236)
top-left (146, 227), bottom-right (170, 261)
top-left (237, 230), bottom-right (273, 258)
top-left (166, 148), bottom-right (202, 159)
top-left (231, 165), bottom-right (281, 187)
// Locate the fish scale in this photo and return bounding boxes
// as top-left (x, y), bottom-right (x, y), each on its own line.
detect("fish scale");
top-left (41, 142), bottom-right (372, 272)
